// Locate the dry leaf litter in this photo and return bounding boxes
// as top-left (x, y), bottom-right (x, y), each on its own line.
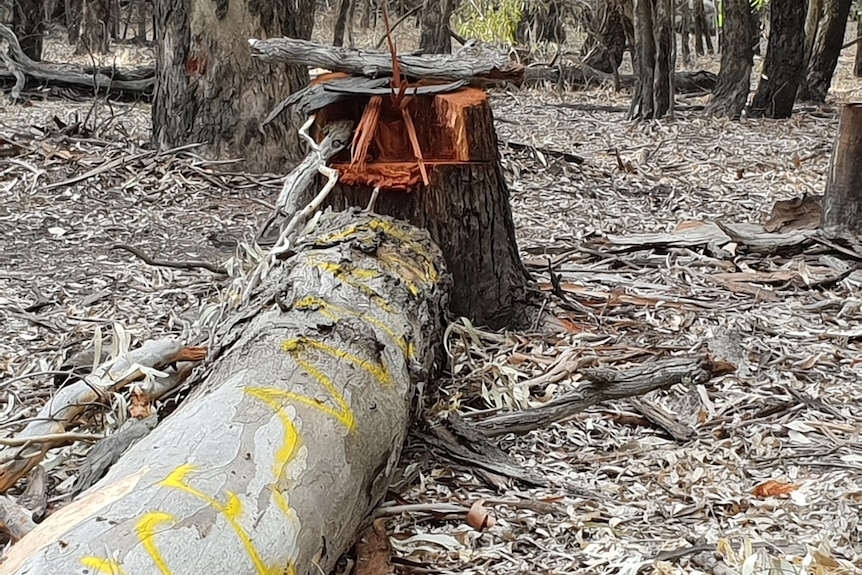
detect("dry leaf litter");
top-left (1, 21), bottom-right (862, 575)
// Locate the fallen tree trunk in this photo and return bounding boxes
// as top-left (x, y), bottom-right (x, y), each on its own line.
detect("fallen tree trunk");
top-left (524, 63), bottom-right (716, 94)
top-left (0, 210), bottom-right (450, 575)
top-left (0, 24), bottom-right (154, 100)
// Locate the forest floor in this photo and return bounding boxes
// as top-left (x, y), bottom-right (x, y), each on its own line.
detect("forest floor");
top-left (1, 12), bottom-right (862, 575)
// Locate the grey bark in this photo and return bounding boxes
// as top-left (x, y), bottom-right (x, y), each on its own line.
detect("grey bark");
top-left (630, 0), bottom-right (676, 119)
top-left (11, 0), bottom-right (42, 60)
top-left (748, 0), bottom-right (806, 118)
top-left (797, 0), bottom-right (853, 102)
top-left (418, 0), bottom-right (455, 53)
top-left (704, 0), bottom-right (754, 118)
top-left (152, 0), bottom-right (315, 173)
top-left (75, 0), bottom-right (110, 54)
top-left (0, 211), bottom-right (451, 575)
top-left (822, 103), bottom-right (862, 236)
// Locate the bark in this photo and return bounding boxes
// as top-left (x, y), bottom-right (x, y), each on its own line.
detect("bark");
top-left (678, 0), bottom-right (691, 65)
top-left (630, 0), bottom-right (675, 119)
top-left (691, 0), bottom-right (714, 54)
top-left (797, 0), bottom-right (853, 102)
top-left (856, 18), bottom-right (862, 77)
top-left (516, 0), bottom-right (567, 45)
top-left (75, 0), bottom-right (110, 55)
top-left (803, 0), bottom-right (824, 66)
top-left (704, 0), bottom-right (754, 118)
top-left (307, 88), bottom-right (531, 329)
top-left (333, 0), bottom-right (350, 47)
top-left (583, 0), bottom-right (635, 73)
top-left (249, 37), bottom-right (524, 83)
top-left (822, 103), bottom-right (862, 236)
top-left (0, 211), bottom-right (450, 575)
top-left (418, 0), bottom-right (455, 53)
top-left (65, 0), bottom-right (80, 43)
top-left (748, 0), bottom-right (806, 119)
top-left (152, 0), bottom-right (314, 174)
top-left (12, 0), bottom-right (42, 61)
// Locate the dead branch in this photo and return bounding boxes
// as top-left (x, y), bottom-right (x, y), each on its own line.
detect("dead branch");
top-left (111, 243), bottom-right (228, 275)
top-left (473, 355), bottom-right (731, 437)
top-left (249, 36), bottom-right (524, 83)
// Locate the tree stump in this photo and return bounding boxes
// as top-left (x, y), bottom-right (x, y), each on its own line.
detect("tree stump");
top-left (308, 83), bottom-right (531, 329)
top-left (0, 211), bottom-right (450, 575)
top-left (822, 103), bottom-right (862, 237)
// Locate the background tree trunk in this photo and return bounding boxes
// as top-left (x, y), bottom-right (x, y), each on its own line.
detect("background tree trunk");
top-left (797, 0), bottom-right (853, 102)
top-left (705, 0), bottom-right (753, 117)
top-left (152, 0), bottom-right (314, 173)
top-left (803, 0), bottom-right (823, 66)
top-left (630, 0), bottom-right (675, 119)
top-left (583, 0), bottom-right (635, 73)
top-left (311, 88), bottom-right (532, 329)
top-left (748, 0), bottom-right (805, 119)
top-left (65, 0), bottom-right (81, 44)
top-left (75, 0), bottom-right (110, 54)
top-left (12, 0), bottom-right (42, 60)
top-left (0, 211), bottom-right (450, 575)
top-left (691, 0), bottom-right (714, 54)
top-left (418, 0), bottom-right (455, 53)
top-left (855, 17), bottom-right (862, 77)
top-left (333, 0), bottom-right (350, 46)
top-left (678, 0), bottom-right (691, 65)
top-left (516, 0), bottom-right (567, 45)
top-left (822, 103), bottom-right (862, 236)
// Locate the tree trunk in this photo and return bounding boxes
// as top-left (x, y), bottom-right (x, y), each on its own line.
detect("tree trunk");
top-left (418, 0), bottom-right (455, 53)
top-left (704, 0), bottom-right (753, 118)
top-left (678, 0), bottom-right (691, 65)
top-left (516, 0), bottom-right (567, 46)
top-left (308, 87), bottom-right (531, 329)
top-left (803, 0), bottom-right (823, 66)
top-left (583, 0), bottom-right (635, 73)
top-left (75, 0), bottom-right (109, 54)
top-left (333, 0), bottom-right (350, 46)
top-left (691, 0), bottom-right (714, 54)
top-left (152, 0), bottom-right (314, 174)
top-left (855, 18), bottom-right (862, 77)
top-left (748, 0), bottom-right (805, 119)
top-left (65, 0), bottom-right (80, 43)
top-left (822, 103), bottom-right (862, 237)
top-left (0, 211), bottom-right (450, 575)
top-left (12, 0), bottom-right (42, 60)
top-left (630, 0), bottom-right (675, 119)
top-left (797, 0), bottom-right (853, 102)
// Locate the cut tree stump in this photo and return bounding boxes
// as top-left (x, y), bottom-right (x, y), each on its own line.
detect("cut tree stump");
top-left (306, 85), bottom-right (531, 329)
top-left (0, 210), bottom-right (450, 575)
top-left (822, 102), bottom-right (862, 237)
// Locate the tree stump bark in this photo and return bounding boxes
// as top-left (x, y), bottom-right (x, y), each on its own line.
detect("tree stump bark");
top-left (0, 211), bottom-right (450, 575)
top-left (307, 85), bottom-right (531, 329)
top-left (822, 103), bottom-right (862, 237)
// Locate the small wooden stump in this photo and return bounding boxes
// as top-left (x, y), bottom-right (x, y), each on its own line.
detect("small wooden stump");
top-left (311, 81), bottom-right (531, 329)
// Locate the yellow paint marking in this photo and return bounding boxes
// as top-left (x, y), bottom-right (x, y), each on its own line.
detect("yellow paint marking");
top-left (160, 465), bottom-right (280, 575)
top-left (310, 259), bottom-right (393, 313)
top-left (136, 512), bottom-right (176, 575)
top-left (293, 296), bottom-right (415, 359)
top-left (285, 337), bottom-right (391, 387)
top-left (317, 220), bottom-right (439, 283)
top-left (243, 387), bottom-right (302, 517)
top-left (80, 556), bottom-right (128, 575)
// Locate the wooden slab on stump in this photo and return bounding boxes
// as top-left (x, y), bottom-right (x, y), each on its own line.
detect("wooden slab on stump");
top-left (305, 84), bottom-right (531, 329)
top-left (0, 210), bottom-right (450, 575)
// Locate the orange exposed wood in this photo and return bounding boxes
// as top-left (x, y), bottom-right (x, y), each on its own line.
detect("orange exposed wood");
top-left (317, 85), bottom-right (490, 190)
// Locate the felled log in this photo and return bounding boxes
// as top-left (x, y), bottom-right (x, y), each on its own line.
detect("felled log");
top-left (249, 36), bottom-right (525, 84)
top-left (524, 63), bottom-right (717, 94)
top-left (0, 210), bottom-right (450, 575)
top-left (0, 24), bottom-right (153, 100)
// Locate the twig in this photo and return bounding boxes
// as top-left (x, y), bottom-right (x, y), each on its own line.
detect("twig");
top-left (0, 432), bottom-right (104, 447)
top-left (112, 244), bottom-right (227, 275)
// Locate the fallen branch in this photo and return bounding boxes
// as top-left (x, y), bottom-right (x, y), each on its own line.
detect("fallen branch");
top-left (0, 340), bottom-right (206, 492)
top-left (249, 36), bottom-right (524, 83)
top-left (0, 24), bottom-right (153, 100)
top-left (111, 243), bottom-right (228, 275)
top-left (473, 355), bottom-right (733, 437)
